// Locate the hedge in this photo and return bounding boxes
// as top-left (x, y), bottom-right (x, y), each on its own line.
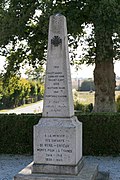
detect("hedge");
top-left (0, 113), bottom-right (120, 156)
top-left (78, 113), bottom-right (120, 156)
top-left (0, 114), bottom-right (39, 154)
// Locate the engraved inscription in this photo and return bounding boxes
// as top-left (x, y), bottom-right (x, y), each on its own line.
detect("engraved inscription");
top-left (51, 36), bottom-right (62, 46)
top-left (36, 133), bottom-right (73, 163)
top-left (44, 67), bottom-right (68, 114)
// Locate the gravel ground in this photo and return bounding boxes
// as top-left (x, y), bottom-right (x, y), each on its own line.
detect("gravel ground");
top-left (0, 154), bottom-right (120, 180)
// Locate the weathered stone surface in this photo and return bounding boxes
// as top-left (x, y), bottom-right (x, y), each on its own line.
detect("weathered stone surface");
top-left (14, 161), bottom-right (99, 180)
top-left (32, 158), bottom-right (84, 175)
top-left (34, 116), bottom-right (82, 167)
top-left (42, 14), bottom-right (74, 118)
top-left (33, 15), bottom-right (82, 175)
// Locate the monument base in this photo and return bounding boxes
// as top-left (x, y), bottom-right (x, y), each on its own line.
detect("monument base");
top-left (13, 161), bottom-right (109, 180)
top-left (14, 161), bottom-right (97, 180)
top-left (32, 158), bottom-right (84, 175)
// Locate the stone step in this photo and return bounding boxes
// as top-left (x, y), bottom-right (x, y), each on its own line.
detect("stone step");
top-left (14, 161), bottom-right (107, 180)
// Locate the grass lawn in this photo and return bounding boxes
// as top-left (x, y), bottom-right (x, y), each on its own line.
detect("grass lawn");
top-left (75, 91), bottom-right (120, 105)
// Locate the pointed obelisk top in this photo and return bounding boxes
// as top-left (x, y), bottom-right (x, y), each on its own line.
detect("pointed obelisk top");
top-left (42, 14), bottom-right (74, 118)
top-left (54, 12), bottom-right (62, 16)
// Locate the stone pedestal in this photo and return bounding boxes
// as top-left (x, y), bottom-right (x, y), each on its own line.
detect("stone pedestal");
top-left (32, 116), bottom-right (82, 175)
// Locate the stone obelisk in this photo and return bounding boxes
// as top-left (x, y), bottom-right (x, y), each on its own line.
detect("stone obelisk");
top-left (14, 14), bottom-right (101, 180)
top-left (32, 13), bottom-right (82, 175)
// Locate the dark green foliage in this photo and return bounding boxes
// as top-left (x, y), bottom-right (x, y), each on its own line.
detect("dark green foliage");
top-left (78, 113), bottom-right (120, 156)
top-left (0, 114), bottom-right (40, 154)
top-left (74, 101), bottom-right (85, 112)
top-left (0, 76), bottom-right (44, 109)
top-left (74, 101), bottom-right (93, 113)
top-left (1, 113), bottom-right (120, 156)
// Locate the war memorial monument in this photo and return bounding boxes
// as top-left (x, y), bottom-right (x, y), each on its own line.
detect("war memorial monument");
top-left (14, 14), bottom-right (109, 180)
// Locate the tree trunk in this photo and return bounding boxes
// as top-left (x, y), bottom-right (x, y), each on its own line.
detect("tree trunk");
top-left (94, 61), bottom-right (116, 112)
top-left (93, 27), bottom-right (116, 112)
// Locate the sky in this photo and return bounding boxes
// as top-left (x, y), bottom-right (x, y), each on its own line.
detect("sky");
top-left (71, 61), bottom-right (120, 79)
top-left (0, 55), bottom-right (120, 79)
top-left (0, 56), bottom-right (6, 71)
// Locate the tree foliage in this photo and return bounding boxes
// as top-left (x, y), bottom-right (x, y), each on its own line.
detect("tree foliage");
top-left (0, 75), bottom-right (44, 109)
top-left (25, 65), bottom-right (45, 81)
top-left (0, 0), bottom-right (119, 76)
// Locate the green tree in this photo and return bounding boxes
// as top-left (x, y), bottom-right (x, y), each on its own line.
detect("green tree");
top-left (28, 80), bottom-right (44, 102)
top-left (19, 78), bottom-right (31, 103)
top-left (0, 74), bottom-right (44, 108)
top-left (0, 0), bottom-right (120, 112)
top-left (0, 75), bottom-right (3, 109)
top-left (25, 66), bottom-right (45, 82)
top-left (25, 66), bottom-right (45, 101)
top-left (1, 76), bottom-right (31, 108)
top-left (1, 76), bottom-right (21, 108)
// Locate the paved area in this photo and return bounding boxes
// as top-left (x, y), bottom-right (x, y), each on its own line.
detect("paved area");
top-left (0, 155), bottom-right (120, 180)
top-left (0, 101), bottom-right (43, 114)
top-left (86, 156), bottom-right (120, 180)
